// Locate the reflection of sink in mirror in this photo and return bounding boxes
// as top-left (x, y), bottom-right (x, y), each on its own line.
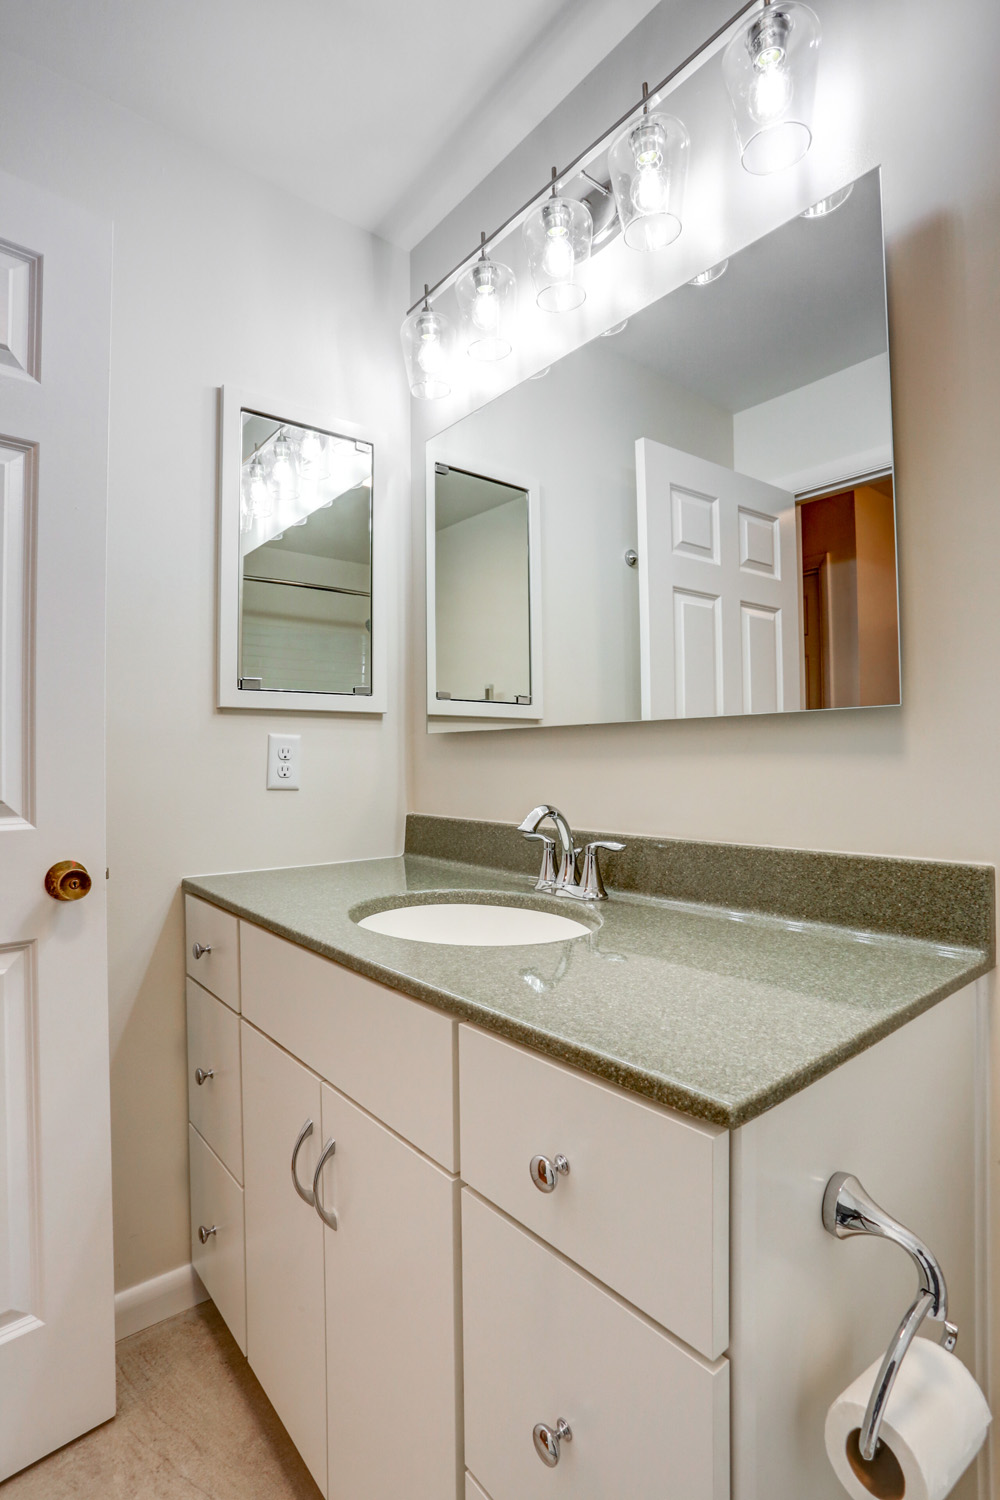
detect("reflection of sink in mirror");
top-left (357, 902), bottom-right (592, 947)
top-left (427, 166), bottom-right (899, 731)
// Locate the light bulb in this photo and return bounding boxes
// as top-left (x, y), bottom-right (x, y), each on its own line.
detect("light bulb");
top-left (470, 262), bottom-right (500, 334)
top-left (629, 120), bottom-right (670, 216)
top-left (414, 310), bottom-right (448, 376)
top-left (247, 453), bottom-right (272, 518)
top-left (749, 61), bottom-right (793, 124)
top-left (540, 203), bottom-right (576, 281)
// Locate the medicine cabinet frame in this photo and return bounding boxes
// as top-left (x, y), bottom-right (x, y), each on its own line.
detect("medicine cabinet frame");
top-left (218, 385), bottom-right (386, 713)
top-left (426, 442), bottom-right (543, 721)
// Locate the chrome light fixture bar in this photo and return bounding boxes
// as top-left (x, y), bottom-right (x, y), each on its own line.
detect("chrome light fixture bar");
top-left (403, 0), bottom-right (766, 322)
top-left (403, 0), bottom-right (821, 396)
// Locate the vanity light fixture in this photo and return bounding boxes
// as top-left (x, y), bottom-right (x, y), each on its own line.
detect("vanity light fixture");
top-left (401, 285), bottom-right (456, 399)
top-left (523, 168), bottom-right (593, 312)
top-left (608, 84), bottom-right (689, 251)
top-left (456, 233), bottom-right (517, 361)
top-left (722, 0), bottom-right (821, 174)
top-left (689, 259), bottom-right (730, 285)
top-left (400, 0), bottom-right (824, 397)
top-left (800, 181), bottom-right (853, 217)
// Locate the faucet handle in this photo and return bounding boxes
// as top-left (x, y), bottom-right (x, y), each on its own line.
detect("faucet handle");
top-left (579, 841), bottom-right (625, 901)
top-left (523, 831), bottom-right (557, 891)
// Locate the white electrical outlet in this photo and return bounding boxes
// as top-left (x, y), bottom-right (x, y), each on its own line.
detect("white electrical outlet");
top-left (266, 733), bottom-right (301, 790)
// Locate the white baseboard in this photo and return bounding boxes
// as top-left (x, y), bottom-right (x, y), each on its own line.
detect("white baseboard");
top-left (115, 1262), bottom-right (209, 1341)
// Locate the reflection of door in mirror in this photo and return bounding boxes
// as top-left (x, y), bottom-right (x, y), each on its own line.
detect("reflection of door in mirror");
top-left (636, 440), bottom-right (800, 718)
top-left (239, 413), bottom-right (372, 696)
top-left (798, 475), bottom-right (899, 709)
top-left (434, 465), bottom-right (532, 706)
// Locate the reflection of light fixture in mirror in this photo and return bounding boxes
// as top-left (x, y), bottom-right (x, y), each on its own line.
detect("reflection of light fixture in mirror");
top-left (601, 320), bottom-right (629, 336)
top-left (689, 259), bottom-right (730, 286)
top-left (529, 366), bottom-right (551, 380)
top-left (400, 285), bottom-right (456, 398)
top-left (271, 429), bottom-right (299, 503)
top-left (456, 234), bottom-right (516, 361)
top-left (800, 182), bottom-right (854, 218)
top-left (723, 1), bottom-right (821, 174)
top-left (523, 168), bottom-right (593, 311)
top-left (298, 425), bottom-right (329, 481)
top-left (246, 451), bottom-right (272, 518)
top-left (608, 86), bottom-right (689, 251)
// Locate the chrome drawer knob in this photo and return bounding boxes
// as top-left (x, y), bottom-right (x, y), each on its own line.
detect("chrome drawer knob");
top-left (191, 942), bottom-right (212, 960)
top-left (194, 1067), bottom-right (214, 1086)
top-left (530, 1153), bottom-right (570, 1192)
top-left (533, 1418), bottom-right (572, 1467)
top-left (198, 1224), bottom-right (217, 1244)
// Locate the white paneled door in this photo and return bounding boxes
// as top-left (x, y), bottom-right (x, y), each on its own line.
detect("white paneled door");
top-left (636, 438), bottom-right (801, 719)
top-left (0, 172), bottom-right (114, 1479)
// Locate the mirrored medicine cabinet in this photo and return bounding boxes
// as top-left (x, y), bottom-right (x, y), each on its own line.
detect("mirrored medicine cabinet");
top-left (426, 166), bottom-right (899, 732)
top-left (218, 388), bottom-right (385, 712)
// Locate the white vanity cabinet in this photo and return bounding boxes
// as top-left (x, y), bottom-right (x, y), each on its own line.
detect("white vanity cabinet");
top-left (186, 901), bottom-right (986, 1500)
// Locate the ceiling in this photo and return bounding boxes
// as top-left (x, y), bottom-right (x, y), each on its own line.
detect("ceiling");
top-left (610, 169), bottom-right (888, 412)
top-left (0, 0), bottom-right (663, 248)
top-left (436, 467), bottom-right (526, 531)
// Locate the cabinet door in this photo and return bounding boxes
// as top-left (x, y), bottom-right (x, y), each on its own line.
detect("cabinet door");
top-left (463, 1191), bottom-right (730, 1500)
top-left (318, 1083), bottom-right (460, 1500)
top-left (242, 1022), bottom-right (327, 1494)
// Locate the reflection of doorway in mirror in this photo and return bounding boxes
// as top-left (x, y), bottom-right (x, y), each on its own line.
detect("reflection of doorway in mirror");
top-left (797, 475), bottom-right (899, 709)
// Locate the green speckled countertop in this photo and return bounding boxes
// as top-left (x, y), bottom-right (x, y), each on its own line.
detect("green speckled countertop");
top-left (183, 839), bottom-right (993, 1128)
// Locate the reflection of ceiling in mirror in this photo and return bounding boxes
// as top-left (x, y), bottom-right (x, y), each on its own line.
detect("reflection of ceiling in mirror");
top-left (436, 468), bottom-right (527, 531)
top-left (250, 486), bottom-right (372, 565)
top-left (609, 169), bottom-right (887, 413)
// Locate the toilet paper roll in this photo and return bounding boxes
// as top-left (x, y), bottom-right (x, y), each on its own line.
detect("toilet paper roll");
top-left (825, 1337), bottom-right (991, 1500)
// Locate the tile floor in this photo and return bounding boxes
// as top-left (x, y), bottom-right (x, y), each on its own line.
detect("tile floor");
top-left (2, 1303), bottom-right (321, 1498)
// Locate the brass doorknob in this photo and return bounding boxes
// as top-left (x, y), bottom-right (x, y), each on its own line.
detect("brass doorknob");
top-left (44, 861), bottom-right (92, 901)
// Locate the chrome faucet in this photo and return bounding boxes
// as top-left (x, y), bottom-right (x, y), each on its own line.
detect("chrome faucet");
top-left (517, 805), bottom-right (624, 901)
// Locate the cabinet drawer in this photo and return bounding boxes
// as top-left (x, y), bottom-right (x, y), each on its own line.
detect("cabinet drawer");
top-left (241, 922), bottom-right (457, 1170)
top-left (463, 1192), bottom-right (729, 1500)
top-left (459, 1025), bottom-right (729, 1358)
top-left (186, 979), bottom-right (242, 1181)
top-left (189, 1124), bottom-right (246, 1354)
top-left (185, 895), bottom-right (240, 1011)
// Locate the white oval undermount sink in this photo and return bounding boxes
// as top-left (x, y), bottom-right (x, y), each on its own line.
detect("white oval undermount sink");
top-left (357, 902), bottom-right (592, 947)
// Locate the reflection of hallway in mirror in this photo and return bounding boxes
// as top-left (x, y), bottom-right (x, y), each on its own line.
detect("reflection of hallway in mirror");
top-left (798, 476), bottom-right (899, 709)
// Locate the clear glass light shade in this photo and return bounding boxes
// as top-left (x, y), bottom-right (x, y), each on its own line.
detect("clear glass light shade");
top-left (522, 196), bottom-right (593, 311)
top-left (244, 452), bottom-right (273, 519)
top-left (723, 2), bottom-right (821, 175)
top-left (689, 259), bottom-right (730, 286)
top-left (800, 182), bottom-right (853, 218)
top-left (270, 431), bottom-right (299, 504)
top-left (608, 111), bottom-right (690, 251)
top-left (400, 303), bottom-right (457, 399)
top-left (456, 255), bottom-right (516, 361)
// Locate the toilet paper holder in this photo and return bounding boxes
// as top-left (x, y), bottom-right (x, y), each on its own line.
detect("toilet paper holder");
top-left (823, 1172), bottom-right (959, 1463)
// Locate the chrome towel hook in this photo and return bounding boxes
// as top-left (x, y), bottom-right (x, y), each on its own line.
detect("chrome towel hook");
top-left (822, 1172), bottom-right (959, 1463)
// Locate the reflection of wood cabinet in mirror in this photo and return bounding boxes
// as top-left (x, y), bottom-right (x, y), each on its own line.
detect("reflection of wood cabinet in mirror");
top-left (425, 167), bottom-right (899, 733)
top-left (217, 386), bottom-right (386, 713)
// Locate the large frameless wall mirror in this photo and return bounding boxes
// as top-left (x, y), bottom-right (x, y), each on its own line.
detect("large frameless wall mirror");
top-left (218, 388), bottom-right (385, 712)
top-left (426, 167), bottom-right (898, 731)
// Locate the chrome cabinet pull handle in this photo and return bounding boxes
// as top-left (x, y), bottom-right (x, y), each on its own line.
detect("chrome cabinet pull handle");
top-left (198, 1224), bottom-right (217, 1244)
top-left (191, 942), bottom-right (213, 960)
top-left (194, 1067), bottom-right (214, 1086)
top-left (290, 1119), bottom-right (315, 1206)
top-left (533, 1418), bottom-right (572, 1467)
top-left (312, 1139), bottom-right (338, 1230)
top-left (530, 1153), bottom-right (570, 1192)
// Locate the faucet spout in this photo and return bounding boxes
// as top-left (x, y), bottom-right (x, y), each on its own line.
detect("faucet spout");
top-left (516, 805), bottom-right (577, 888)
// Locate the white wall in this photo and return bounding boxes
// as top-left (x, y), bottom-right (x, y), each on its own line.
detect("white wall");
top-left (0, 52), bottom-right (409, 1295)
top-left (733, 354), bottom-right (893, 492)
top-left (432, 341), bottom-right (732, 727)
top-left (408, 0), bottom-right (1000, 1421)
